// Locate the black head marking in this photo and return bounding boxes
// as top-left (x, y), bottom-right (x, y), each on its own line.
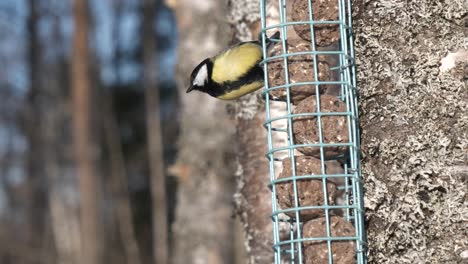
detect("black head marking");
top-left (187, 58), bottom-right (213, 93)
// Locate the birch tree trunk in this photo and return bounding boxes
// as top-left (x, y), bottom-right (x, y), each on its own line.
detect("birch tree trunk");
top-left (354, 1), bottom-right (468, 263)
top-left (171, 0), bottom-right (239, 263)
top-left (71, 0), bottom-right (102, 263)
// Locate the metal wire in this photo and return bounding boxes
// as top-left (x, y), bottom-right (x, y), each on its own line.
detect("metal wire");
top-left (260, 0), bottom-right (367, 263)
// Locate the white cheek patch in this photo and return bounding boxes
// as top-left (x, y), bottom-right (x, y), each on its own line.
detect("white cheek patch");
top-left (193, 64), bottom-right (208, 86)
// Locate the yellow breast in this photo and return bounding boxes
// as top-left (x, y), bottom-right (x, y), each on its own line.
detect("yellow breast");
top-left (211, 42), bottom-right (263, 84)
top-left (217, 81), bottom-right (264, 100)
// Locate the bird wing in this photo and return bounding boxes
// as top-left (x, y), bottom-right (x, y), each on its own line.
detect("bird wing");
top-left (211, 42), bottom-right (262, 84)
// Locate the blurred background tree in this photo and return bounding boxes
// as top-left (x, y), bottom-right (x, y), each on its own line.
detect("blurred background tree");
top-left (0, 0), bottom-right (241, 263)
top-left (0, 0), bottom-right (259, 262)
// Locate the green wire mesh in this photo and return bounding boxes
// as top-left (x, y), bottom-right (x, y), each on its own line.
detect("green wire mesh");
top-left (260, 0), bottom-right (366, 263)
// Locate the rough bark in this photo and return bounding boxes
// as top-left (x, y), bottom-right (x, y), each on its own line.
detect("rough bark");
top-left (226, 1), bottom-right (281, 263)
top-left (171, 0), bottom-right (238, 263)
top-left (235, 111), bottom-right (274, 264)
top-left (354, 1), bottom-right (468, 263)
top-left (71, 0), bottom-right (102, 263)
top-left (142, 1), bottom-right (169, 263)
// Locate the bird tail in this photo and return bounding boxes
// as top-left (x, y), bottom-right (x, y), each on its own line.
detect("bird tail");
top-left (262, 31), bottom-right (281, 50)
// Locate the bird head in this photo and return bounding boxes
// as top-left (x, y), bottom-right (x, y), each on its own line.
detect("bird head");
top-left (187, 58), bottom-right (211, 93)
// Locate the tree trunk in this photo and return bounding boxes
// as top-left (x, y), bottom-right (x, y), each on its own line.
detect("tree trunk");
top-left (142, 1), bottom-right (169, 263)
top-left (112, 0), bottom-right (124, 85)
top-left (102, 89), bottom-right (142, 264)
top-left (225, 1), bottom-right (284, 263)
top-left (235, 112), bottom-right (275, 264)
top-left (354, 1), bottom-right (467, 263)
top-left (71, 0), bottom-right (102, 263)
top-left (43, 9), bottom-right (82, 264)
top-left (101, 2), bottom-right (143, 263)
top-left (171, 0), bottom-right (239, 263)
top-left (45, 110), bottom-right (82, 264)
top-left (25, 0), bottom-right (45, 258)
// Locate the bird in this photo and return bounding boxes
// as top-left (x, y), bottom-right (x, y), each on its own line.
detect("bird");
top-left (186, 31), bottom-right (280, 100)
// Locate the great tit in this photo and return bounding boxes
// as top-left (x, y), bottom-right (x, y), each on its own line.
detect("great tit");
top-left (186, 31), bottom-right (280, 100)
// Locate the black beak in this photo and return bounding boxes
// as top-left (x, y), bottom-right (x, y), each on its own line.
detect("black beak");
top-left (186, 84), bottom-right (194, 93)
